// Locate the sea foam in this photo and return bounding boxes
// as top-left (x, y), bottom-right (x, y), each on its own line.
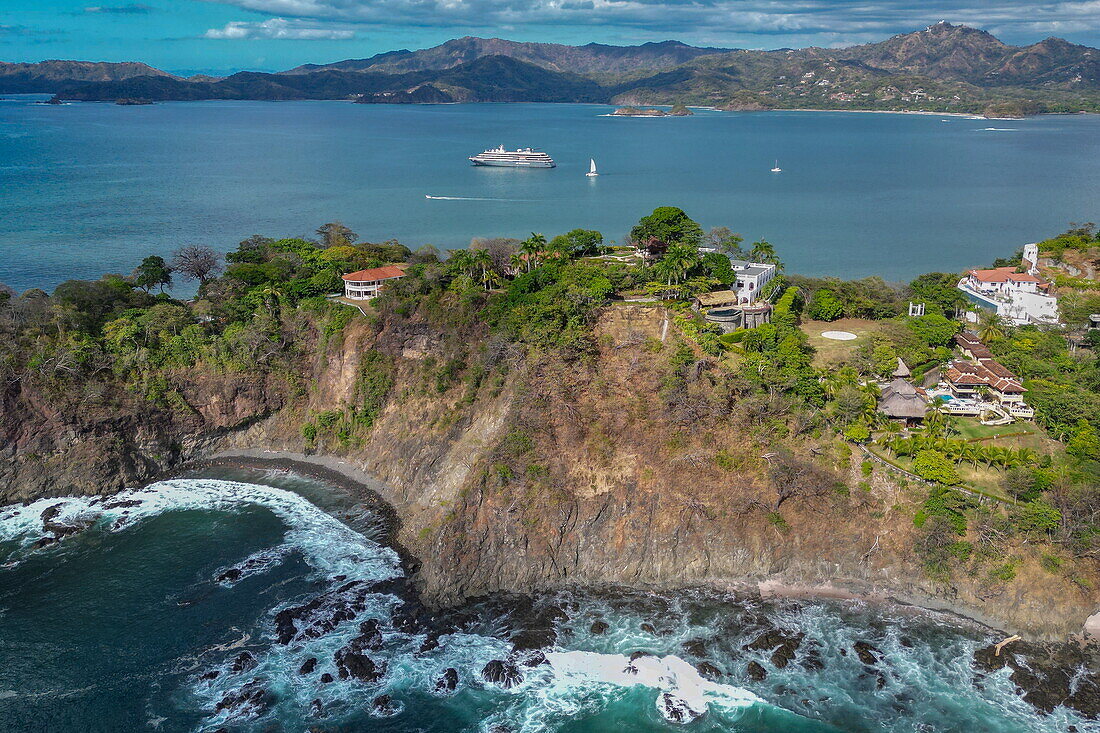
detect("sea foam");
top-left (0, 479), bottom-right (401, 583)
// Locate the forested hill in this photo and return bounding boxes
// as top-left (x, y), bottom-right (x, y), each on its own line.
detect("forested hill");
top-left (9, 23), bottom-right (1100, 113)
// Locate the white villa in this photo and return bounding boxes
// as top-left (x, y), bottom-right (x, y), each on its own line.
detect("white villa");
top-left (729, 259), bottom-right (777, 305)
top-left (957, 243), bottom-right (1060, 326)
top-left (342, 265), bottom-right (405, 300)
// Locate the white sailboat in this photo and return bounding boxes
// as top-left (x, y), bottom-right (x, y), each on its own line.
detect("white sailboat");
top-left (770, 160), bottom-right (782, 173)
top-left (586, 158), bottom-right (599, 177)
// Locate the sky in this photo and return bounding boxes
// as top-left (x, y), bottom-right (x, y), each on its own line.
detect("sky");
top-left (2, 0), bottom-right (1100, 74)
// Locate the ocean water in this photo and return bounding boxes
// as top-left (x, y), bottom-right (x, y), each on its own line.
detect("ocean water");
top-left (3, 95), bottom-right (1100, 293)
top-left (0, 468), bottom-right (1091, 732)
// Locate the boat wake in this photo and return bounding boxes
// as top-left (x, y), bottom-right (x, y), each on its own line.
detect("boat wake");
top-left (424, 195), bottom-right (529, 202)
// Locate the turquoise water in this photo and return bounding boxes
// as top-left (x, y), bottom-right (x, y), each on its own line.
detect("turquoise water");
top-left (0, 469), bottom-right (1089, 732)
top-left (3, 95), bottom-right (1100, 293)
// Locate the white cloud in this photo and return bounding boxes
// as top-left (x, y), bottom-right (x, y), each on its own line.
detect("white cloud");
top-left (198, 0), bottom-right (1100, 40)
top-left (204, 17), bottom-right (356, 39)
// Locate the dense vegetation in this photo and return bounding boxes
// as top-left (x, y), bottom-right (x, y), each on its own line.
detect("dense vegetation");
top-left (2, 209), bottom-right (1098, 590)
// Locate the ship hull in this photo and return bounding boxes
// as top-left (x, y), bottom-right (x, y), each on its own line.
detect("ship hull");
top-left (469, 158), bottom-right (555, 168)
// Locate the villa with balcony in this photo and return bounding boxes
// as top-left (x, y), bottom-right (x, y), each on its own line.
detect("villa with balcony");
top-left (941, 333), bottom-right (1035, 419)
top-left (342, 265), bottom-right (406, 301)
top-left (956, 244), bottom-right (1059, 325)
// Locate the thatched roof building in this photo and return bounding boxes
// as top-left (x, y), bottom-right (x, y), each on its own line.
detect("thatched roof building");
top-left (892, 357), bottom-right (911, 378)
top-left (878, 378), bottom-right (927, 421)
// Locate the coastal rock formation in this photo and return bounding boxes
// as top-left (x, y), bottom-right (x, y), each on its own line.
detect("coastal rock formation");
top-left (3, 302), bottom-right (1098, 648)
top-left (973, 640), bottom-right (1100, 717)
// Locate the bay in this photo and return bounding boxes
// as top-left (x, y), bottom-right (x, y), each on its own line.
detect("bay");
top-left (2, 95), bottom-right (1100, 293)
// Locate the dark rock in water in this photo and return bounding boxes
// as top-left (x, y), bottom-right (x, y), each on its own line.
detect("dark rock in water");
top-left (40, 504), bottom-right (65, 524)
top-left (513, 649), bottom-right (547, 668)
top-left (899, 636), bottom-right (915, 648)
top-left (320, 673), bottom-right (334, 684)
top-left (482, 659), bottom-right (524, 689)
top-left (103, 499), bottom-right (142, 509)
top-left (418, 634), bottom-right (441, 654)
top-left (745, 629), bottom-right (805, 669)
top-left (488, 726), bottom-right (512, 733)
top-left (629, 651), bottom-right (652, 662)
top-left (353, 619), bottom-right (384, 651)
top-left (641, 622), bottom-right (657, 634)
top-left (199, 670), bottom-right (220, 681)
top-left (334, 649), bottom-right (386, 683)
top-left (31, 536), bottom-right (59, 550)
top-left (658, 692), bottom-right (705, 724)
top-left (273, 581), bottom-right (373, 645)
top-left (696, 661), bottom-right (723, 680)
top-left (802, 644), bottom-right (825, 671)
top-left (215, 568), bottom-right (243, 584)
top-left (230, 651), bottom-right (257, 674)
top-left (309, 698), bottom-right (323, 716)
top-left (682, 639), bottom-right (708, 657)
top-left (214, 679), bottom-right (273, 718)
top-left (590, 620), bottom-right (609, 635)
top-left (372, 694), bottom-right (400, 717)
top-left (511, 627), bottom-right (556, 652)
top-left (434, 667), bottom-right (459, 694)
top-left (746, 661), bottom-right (767, 681)
top-left (974, 640), bottom-right (1100, 718)
top-left (298, 657), bottom-right (318, 675)
top-left (853, 641), bottom-right (881, 666)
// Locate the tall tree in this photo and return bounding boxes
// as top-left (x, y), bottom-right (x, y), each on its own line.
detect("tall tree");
top-left (630, 207), bottom-right (703, 249)
top-left (707, 226), bottom-right (744, 256)
top-left (977, 310), bottom-right (1005, 342)
top-left (316, 222), bottom-right (358, 249)
top-left (171, 245), bottom-right (221, 285)
top-left (131, 255), bottom-right (173, 293)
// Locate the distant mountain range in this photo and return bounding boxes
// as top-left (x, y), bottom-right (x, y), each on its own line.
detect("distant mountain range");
top-left (4, 23), bottom-right (1099, 115)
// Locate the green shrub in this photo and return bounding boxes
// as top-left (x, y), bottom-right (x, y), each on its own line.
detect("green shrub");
top-left (912, 450), bottom-right (960, 485)
top-left (860, 460), bottom-right (874, 477)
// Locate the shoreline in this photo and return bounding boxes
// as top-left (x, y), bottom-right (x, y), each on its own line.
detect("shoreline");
top-left (189, 449), bottom-right (1042, 641)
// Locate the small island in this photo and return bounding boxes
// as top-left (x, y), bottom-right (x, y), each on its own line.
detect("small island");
top-left (611, 104), bottom-right (693, 117)
top-left (115, 98), bottom-right (153, 106)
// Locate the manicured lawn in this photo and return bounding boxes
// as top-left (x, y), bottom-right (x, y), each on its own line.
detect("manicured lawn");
top-left (948, 417), bottom-right (1036, 441)
top-left (801, 318), bottom-right (884, 368)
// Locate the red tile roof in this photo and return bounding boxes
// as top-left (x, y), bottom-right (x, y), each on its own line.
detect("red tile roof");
top-left (966, 266), bottom-right (1045, 285)
top-left (342, 265), bottom-right (406, 282)
top-left (944, 359), bottom-right (1025, 393)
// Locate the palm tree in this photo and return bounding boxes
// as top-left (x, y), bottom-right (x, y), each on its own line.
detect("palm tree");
top-left (471, 249), bottom-right (493, 289)
top-left (823, 366), bottom-right (860, 398)
top-left (923, 402), bottom-right (947, 438)
top-left (509, 253), bottom-right (525, 277)
top-left (977, 311), bottom-right (1005, 342)
top-left (447, 249), bottom-right (475, 277)
top-left (749, 240), bottom-right (778, 264)
top-left (520, 233), bottom-right (546, 272)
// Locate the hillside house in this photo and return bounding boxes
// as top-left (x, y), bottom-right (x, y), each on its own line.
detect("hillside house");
top-left (729, 259), bottom-right (777, 305)
top-left (877, 378), bottom-right (928, 423)
top-left (342, 265), bottom-right (405, 300)
top-left (943, 333), bottom-right (1035, 419)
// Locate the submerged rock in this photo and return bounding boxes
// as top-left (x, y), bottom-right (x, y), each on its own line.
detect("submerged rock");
top-left (354, 619), bottom-right (385, 651)
top-left (853, 641), bottom-right (881, 666)
top-left (273, 581), bottom-right (373, 645)
top-left (590, 620), bottom-right (609, 635)
top-left (746, 661), bottom-right (767, 681)
top-left (745, 629), bottom-right (805, 669)
top-left (298, 657), bottom-right (317, 675)
top-left (682, 639), bottom-right (708, 657)
top-left (229, 651), bottom-right (257, 674)
top-left (320, 673), bottom-right (334, 684)
top-left (482, 659), bottom-right (524, 689)
top-left (658, 692), bottom-right (705, 724)
top-left (696, 661), bottom-right (723, 680)
top-left (434, 667), bottom-right (459, 694)
top-left (214, 679), bottom-right (272, 719)
top-left (371, 694), bottom-right (400, 717)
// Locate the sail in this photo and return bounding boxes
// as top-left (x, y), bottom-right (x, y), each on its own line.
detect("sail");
top-left (589, 159), bottom-right (597, 174)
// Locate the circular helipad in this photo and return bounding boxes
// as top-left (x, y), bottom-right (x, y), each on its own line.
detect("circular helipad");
top-left (820, 330), bottom-right (858, 341)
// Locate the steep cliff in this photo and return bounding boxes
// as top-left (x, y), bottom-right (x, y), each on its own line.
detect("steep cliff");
top-left (218, 304), bottom-right (1098, 640)
top-left (2, 303), bottom-right (1096, 639)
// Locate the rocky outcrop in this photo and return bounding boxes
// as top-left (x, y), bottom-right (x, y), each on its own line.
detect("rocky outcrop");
top-left (3, 304), bottom-right (1098, 643)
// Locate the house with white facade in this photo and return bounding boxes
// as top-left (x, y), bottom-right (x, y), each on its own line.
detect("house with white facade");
top-left (342, 265), bottom-right (405, 300)
top-left (728, 259), bottom-right (777, 305)
top-left (942, 333), bottom-right (1035, 419)
top-left (957, 244), bottom-right (1059, 325)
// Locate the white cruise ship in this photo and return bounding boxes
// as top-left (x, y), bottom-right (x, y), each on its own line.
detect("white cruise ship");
top-left (469, 146), bottom-right (555, 168)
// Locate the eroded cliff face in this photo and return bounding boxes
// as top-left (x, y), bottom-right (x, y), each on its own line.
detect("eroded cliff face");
top-left (0, 369), bottom-right (285, 503)
top-left (220, 305), bottom-right (1099, 640)
top-left (2, 304), bottom-right (1097, 639)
